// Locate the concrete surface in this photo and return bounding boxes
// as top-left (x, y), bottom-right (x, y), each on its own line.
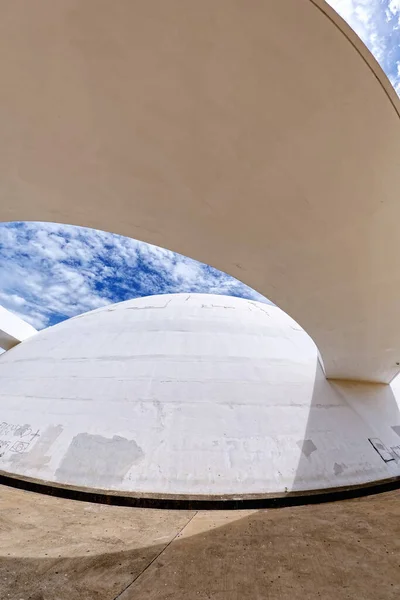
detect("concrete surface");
top-left (0, 484), bottom-right (398, 599)
top-left (0, 305), bottom-right (37, 351)
top-left (0, 294), bottom-right (400, 497)
top-left (1, 0), bottom-right (400, 382)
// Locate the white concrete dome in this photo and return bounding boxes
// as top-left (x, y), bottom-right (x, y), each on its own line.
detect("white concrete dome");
top-left (0, 293), bottom-right (399, 499)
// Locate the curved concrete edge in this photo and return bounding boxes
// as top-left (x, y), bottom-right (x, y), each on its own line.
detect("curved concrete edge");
top-left (1, 294), bottom-right (400, 496)
top-left (0, 306), bottom-right (37, 351)
top-left (2, 1), bottom-right (400, 383)
top-left (1, 469), bottom-right (399, 510)
top-left (311, 0), bottom-right (400, 117)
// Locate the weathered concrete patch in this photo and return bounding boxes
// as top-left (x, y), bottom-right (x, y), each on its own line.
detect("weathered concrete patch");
top-left (297, 439), bottom-right (317, 459)
top-left (392, 425), bottom-right (400, 438)
top-left (10, 425), bottom-right (63, 469)
top-left (333, 462), bottom-right (347, 476)
top-left (13, 424), bottom-right (32, 438)
top-left (55, 433), bottom-right (144, 488)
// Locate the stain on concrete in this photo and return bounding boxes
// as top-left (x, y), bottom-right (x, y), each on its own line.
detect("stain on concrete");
top-left (55, 433), bottom-right (144, 488)
top-left (10, 425), bottom-right (63, 468)
top-left (226, 440), bottom-right (239, 469)
top-left (153, 400), bottom-right (166, 430)
top-left (13, 424), bottom-right (31, 437)
top-left (297, 439), bottom-right (317, 459)
top-left (392, 425), bottom-right (400, 437)
top-left (333, 462), bottom-right (347, 476)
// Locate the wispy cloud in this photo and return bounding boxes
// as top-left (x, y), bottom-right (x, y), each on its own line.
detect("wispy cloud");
top-left (328, 0), bottom-right (400, 95)
top-left (0, 222), bottom-right (268, 329)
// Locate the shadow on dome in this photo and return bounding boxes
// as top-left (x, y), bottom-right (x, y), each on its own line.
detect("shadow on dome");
top-left (292, 363), bottom-right (400, 495)
top-left (0, 222), bottom-right (399, 500)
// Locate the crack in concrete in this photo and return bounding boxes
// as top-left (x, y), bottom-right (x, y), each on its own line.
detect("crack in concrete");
top-left (113, 511), bottom-right (198, 600)
top-left (126, 299), bottom-right (172, 310)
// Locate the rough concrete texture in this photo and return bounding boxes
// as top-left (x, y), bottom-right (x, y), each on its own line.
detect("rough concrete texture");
top-left (0, 484), bottom-right (399, 599)
top-left (1, 294), bottom-right (400, 496)
top-left (1, 0), bottom-right (400, 383)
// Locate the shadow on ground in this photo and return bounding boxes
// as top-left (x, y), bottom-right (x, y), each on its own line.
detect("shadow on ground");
top-left (0, 485), bottom-right (399, 600)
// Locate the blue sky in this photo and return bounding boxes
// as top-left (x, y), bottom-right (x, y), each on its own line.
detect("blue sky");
top-left (0, 0), bottom-right (399, 330)
top-left (328, 0), bottom-right (400, 95)
top-left (0, 222), bottom-right (266, 329)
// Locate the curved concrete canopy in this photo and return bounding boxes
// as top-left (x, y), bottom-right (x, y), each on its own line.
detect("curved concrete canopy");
top-left (0, 294), bottom-right (399, 498)
top-left (0, 305), bottom-right (37, 351)
top-left (1, 1), bottom-right (400, 383)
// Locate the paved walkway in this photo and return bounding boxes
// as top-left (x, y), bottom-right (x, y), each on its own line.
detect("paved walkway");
top-left (0, 485), bottom-right (399, 599)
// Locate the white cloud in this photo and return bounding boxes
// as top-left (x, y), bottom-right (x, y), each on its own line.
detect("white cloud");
top-left (328, 1), bottom-right (400, 93)
top-left (0, 222), bottom-right (268, 329)
top-left (388, 0), bottom-right (400, 15)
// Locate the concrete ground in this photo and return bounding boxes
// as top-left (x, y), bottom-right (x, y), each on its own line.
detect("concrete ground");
top-left (0, 485), bottom-right (398, 600)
